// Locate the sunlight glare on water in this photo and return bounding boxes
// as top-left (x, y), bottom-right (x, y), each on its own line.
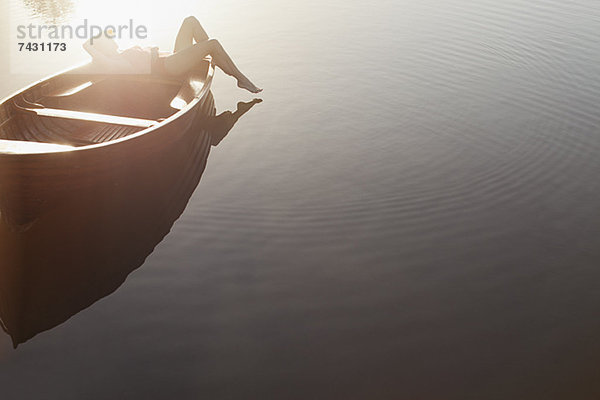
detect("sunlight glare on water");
top-left (2, 0), bottom-right (600, 398)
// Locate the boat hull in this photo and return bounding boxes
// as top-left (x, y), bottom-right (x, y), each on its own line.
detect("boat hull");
top-left (0, 62), bottom-right (214, 228)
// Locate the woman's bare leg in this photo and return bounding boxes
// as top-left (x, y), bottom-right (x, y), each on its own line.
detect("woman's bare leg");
top-left (163, 39), bottom-right (262, 93)
top-left (174, 16), bottom-right (209, 52)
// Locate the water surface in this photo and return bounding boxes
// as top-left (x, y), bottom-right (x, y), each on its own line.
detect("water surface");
top-left (1, 0), bottom-right (600, 398)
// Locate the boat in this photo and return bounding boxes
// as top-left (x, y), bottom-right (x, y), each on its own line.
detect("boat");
top-left (0, 60), bottom-right (214, 229)
top-left (0, 91), bottom-right (264, 348)
top-left (0, 99), bottom-right (215, 347)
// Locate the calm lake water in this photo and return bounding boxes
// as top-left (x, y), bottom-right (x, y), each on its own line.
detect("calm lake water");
top-left (2, 0), bottom-right (600, 398)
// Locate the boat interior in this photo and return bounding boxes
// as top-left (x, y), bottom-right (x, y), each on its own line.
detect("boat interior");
top-left (0, 62), bottom-right (210, 152)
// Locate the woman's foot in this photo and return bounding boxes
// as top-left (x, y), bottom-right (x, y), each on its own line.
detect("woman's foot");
top-left (237, 77), bottom-right (262, 93)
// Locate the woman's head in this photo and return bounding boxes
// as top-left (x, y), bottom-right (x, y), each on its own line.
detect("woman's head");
top-left (91, 33), bottom-right (119, 56)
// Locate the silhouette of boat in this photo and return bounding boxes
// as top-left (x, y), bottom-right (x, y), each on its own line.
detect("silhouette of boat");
top-left (0, 61), bottom-right (214, 228)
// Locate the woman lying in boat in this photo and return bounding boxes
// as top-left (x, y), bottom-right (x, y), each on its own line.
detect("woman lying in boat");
top-left (83, 16), bottom-right (262, 93)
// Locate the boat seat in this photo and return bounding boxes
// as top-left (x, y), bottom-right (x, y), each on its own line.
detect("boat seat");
top-left (19, 107), bottom-right (157, 128)
top-left (0, 139), bottom-right (74, 154)
top-left (12, 96), bottom-right (158, 128)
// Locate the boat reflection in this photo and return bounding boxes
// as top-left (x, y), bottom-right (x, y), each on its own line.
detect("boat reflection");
top-left (0, 94), bottom-right (261, 348)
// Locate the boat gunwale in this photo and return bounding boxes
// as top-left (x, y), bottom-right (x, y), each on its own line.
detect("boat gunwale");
top-left (0, 61), bottom-right (214, 157)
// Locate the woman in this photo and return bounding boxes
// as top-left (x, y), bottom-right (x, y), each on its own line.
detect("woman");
top-left (84, 16), bottom-right (262, 93)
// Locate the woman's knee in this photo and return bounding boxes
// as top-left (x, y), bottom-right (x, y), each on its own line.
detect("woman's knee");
top-left (183, 16), bottom-right (199, 27)
top-left (206, 39), bottom-right (222, 52)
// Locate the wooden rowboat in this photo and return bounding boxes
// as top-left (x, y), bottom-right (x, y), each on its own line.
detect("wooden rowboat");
top-left (0, 60), bottom-right (214, 229)
top-left (0, 92), bottom-right (216, 347)
top-left (0, 90), bottom-right (265, 347)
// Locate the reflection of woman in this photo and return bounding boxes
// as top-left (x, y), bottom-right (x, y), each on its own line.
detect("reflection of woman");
top-left (84, 16), bottom-right (262, 93)
top-left (207, 98), bottom-right (263, 146)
